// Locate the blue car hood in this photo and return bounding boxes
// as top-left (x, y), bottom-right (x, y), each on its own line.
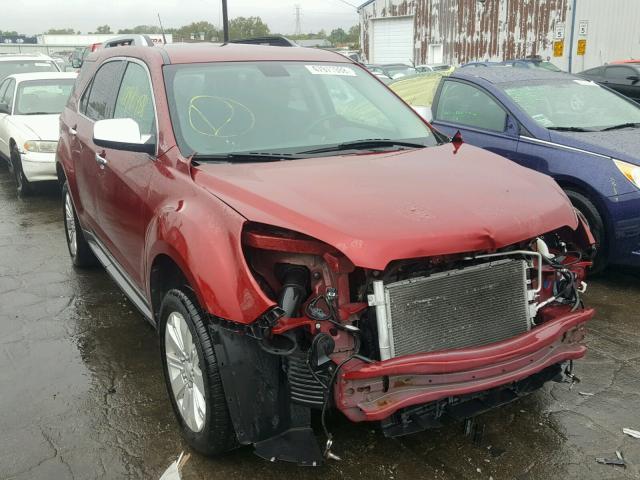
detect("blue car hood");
top-left (550, 129), bottom-right (640, 166)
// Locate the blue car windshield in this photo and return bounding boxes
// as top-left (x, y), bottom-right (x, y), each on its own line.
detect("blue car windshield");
top-left (504, 79), bottom-right (640, 131)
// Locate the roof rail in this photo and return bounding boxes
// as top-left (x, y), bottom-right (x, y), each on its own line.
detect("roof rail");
top-left (230, 36), bottom-right (298, 47)
top-left (102, 34), bottom-right (156, 49)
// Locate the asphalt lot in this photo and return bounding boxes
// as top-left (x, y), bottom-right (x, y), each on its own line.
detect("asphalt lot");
top-left (1, 167), bottom-right (640, 480)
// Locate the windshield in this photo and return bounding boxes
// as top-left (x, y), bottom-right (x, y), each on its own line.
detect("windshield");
top-left (0, 60), bottom-right (58, 83)
top-left (504, 79), bottom-right (640, 130)
top-left (15, 79), bottom-right (75, 115)
top-left (164, 61), bottom-right (436, 157)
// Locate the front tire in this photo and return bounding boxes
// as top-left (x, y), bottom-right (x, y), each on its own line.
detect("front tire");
top-left (159, 289), bottom-right (236, 456)
top-left (565, 189), bottom-right (607, 274)
top-left (11, 146), bottom-right (32, 197)
top-left (62, 181), bottom-right (97, 267)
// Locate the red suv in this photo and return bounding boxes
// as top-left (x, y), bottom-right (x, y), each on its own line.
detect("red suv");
top-left (57, 43), bottom-right (595, 465)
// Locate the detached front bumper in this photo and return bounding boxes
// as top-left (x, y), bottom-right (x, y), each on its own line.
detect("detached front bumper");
top-left (336, 308), bottom-right (593, 422)
top-left (20, 151), bottom-right (57, 182)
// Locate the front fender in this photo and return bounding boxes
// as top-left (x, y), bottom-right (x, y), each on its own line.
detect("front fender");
top-left (145, 195), bottom-right (274, 323)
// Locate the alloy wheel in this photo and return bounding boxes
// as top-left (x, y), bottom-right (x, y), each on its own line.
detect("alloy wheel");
top-left (64, 191), bottom-right (77, 257)
top-left (164, 311), bottom-right (207, 433)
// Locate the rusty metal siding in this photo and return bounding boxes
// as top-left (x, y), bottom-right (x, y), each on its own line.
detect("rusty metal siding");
top-left (360, 0), bottom-right (570, 65)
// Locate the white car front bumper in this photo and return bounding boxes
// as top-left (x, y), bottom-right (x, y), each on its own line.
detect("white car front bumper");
top-left (20, 151), bottom-right (57, 182)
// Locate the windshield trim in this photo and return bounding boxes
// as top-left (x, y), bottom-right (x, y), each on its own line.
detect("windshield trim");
top-left (162, 60), bottom-right (439, 160)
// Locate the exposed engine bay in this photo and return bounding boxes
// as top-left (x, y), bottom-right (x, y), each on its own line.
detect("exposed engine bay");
top-left (208, 220), bottom-right (594, 465)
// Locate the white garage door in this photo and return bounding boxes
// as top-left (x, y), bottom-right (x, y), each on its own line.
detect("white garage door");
top-left (371, 16), bottom-right (414, 64)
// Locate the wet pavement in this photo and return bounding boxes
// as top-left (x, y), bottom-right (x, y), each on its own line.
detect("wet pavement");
top-left (1, 166), bottom-right (639, 480)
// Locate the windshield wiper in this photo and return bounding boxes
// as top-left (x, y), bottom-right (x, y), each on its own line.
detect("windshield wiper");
top-left (191, 152), bottom-right (302, 163)
top-left (599, 122), bottom-right (640, 132)
top-left (547, 126), bottom-right (596, 132)
top-left (298, 139), bottom-right (426, 155)
top-left (22, 112), bottom-right (54, 115)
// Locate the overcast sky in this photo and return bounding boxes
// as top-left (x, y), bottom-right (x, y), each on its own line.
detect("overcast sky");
top-left (5, 0), bottom-right (360, 35)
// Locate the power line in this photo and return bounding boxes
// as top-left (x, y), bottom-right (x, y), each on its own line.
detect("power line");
top-left (329, 0), bottom-right (359, 9)
top-left (294, 4), bottom-right (303, 35)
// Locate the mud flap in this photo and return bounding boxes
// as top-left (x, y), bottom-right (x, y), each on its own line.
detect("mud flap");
top-left (208, 323), bottom-right (323, 466)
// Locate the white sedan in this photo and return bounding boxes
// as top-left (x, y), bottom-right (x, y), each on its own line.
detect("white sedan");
top-left (0, 72), bottom-right (77, 195)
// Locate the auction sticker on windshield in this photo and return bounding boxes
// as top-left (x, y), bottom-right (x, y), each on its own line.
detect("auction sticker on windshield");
top-left (305, 65), bottom-right (356, 76)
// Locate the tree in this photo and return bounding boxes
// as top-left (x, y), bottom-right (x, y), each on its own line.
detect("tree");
top-left (118, 25), bottom-right (162, 35)
top-left (95, 25), bottom-right (112, 34)
top-left (328, 28), bottom-right (348, 46)
top-left (347, 24), bottom-right (360, 46)
top-left (228, 16), bottom-right (270, 40)
top-left (46, 28), bottom-right (75, 35)
top-left (169, 21), bottom-right (220, 42)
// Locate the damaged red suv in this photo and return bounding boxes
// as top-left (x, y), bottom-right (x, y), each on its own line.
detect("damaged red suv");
top-left (57, 43), bottom-right (595, 465)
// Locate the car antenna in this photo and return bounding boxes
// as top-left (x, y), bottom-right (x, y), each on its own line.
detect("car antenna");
top-left (157, 13), bottom-right (167, 44)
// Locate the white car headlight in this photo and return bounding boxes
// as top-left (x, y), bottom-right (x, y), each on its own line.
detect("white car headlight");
top-left (23, 140), bottom-right (58, 154)
top-left (613, 159), bottom-right (640, 189)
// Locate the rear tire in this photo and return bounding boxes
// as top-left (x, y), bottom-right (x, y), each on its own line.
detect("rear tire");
top-left (159, 289), bottom-right (237, 456)
top-left (11, 146), bottom-right (32, 197)
top-left (565, 189), bottom-right (607, 274)
top-left (62, 181), bottom-right (97, 267)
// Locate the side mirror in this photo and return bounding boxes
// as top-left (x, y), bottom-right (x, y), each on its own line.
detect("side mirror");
top-left (93, 118), bottom-right (155, 155)
top-left (412, 105), bottom-right (433, 123)
top-left (71, 58), bottom-right (82, 69)
top-left (0, 102), bottom-right (10, 114)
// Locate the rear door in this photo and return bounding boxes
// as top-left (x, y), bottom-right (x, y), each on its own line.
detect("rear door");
top-left (74, 59), bottom-right (126, 235)
top-left (96, 59), bottom-right (157, 288)
top-left (432, 79), bottom-right (521, 162)
top-left (0, 78), bottom-right (13, 159)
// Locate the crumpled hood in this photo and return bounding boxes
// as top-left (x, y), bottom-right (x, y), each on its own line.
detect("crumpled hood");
top-left (550, 129), bottom-right (640, 166)
top-left (10, 114), bottom-right (60, 141)
top-left (193, 144), bottom-right (578, 270)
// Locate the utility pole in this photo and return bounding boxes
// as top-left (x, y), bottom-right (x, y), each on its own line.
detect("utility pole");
top-left (222, 0), bottom-right (229, 42)
top-left (294, 5), bottom-right (302, 36)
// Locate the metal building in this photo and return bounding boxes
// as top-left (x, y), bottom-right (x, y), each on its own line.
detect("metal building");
top-left (358, 0), bottom-right (640, 72)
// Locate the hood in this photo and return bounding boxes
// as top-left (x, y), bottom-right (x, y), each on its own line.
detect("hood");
top-left (193, 144), bottom-right (578, 270)
top-left (550, 129), bottom-right (640, 166)
top-left (10, 114), bottom-right (60, 141)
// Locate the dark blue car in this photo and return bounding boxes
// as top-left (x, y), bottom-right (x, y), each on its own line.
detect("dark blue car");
top-left (430, 68), bottom-right (640, 271)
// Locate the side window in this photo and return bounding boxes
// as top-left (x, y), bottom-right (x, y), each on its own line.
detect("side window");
top-left (0, 79), bottom-right (9, 104)
top-left (85, 60), bottom-right (124, 121)
top-left (2, 80), bottom-right (16, 109)
top-left (113, 62), bottom-right (156, 136)
top-left (435, 81), bottom-right (507, 132)
top-left (605, 67), bottom-right (635, 81)
top-left (79, 79), bottom-right (92, 114)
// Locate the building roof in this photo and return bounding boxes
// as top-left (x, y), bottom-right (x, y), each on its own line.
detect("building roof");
top-left (358, 0), bottom-right (376, 11)
top-left (8, 72), bottom-right (78, 82)
top-left (452, 67), bottom-right (578, 84)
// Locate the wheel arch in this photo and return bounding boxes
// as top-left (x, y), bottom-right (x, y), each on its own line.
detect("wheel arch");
top-left (149, 253), bottom-right (193, 323)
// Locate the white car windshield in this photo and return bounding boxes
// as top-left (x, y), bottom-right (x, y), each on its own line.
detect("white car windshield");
top-left (164, 61), bottom-right (436, 157)
top-left (15, 79), bottom-right (76, 115)
top-left (504, 79), bottom-right (640, 131)
top-left (0, 60), bottom-right (58, 83)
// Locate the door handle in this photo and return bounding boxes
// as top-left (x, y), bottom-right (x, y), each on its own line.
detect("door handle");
top-left (69, 125), bottom-right (77, 136)
top-left (95, 152), bottom-right (108, 168)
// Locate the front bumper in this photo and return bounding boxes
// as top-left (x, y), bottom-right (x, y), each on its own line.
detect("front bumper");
top-left (20, 151), bottom-right (57, 182)
top-left (336, 308), bottom-right (593, 422)
top-left (606, 190), bottom-right (640, 266)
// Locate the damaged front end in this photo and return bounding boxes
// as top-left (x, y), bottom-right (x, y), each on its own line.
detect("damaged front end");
top-left (209, 218), bottom-right (595, 465)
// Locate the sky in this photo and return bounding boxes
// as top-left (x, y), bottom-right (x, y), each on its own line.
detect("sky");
top-left (4, 0), bottom-right (361, 36)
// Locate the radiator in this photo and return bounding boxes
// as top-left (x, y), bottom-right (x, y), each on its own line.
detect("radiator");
top-left (369, 259), bottom-right (533, 360)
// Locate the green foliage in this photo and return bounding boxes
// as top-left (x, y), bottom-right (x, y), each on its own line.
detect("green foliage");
top-left (118, 25), bottom-right (163, 35)
top-left (228, 17), bottom-right (270, 40)
top-left (46, 28), bottom-right (76, 35)
top-left (95, 25), bottom-right (112, 34)
top-left (168, 21), bottom-right (220, 42)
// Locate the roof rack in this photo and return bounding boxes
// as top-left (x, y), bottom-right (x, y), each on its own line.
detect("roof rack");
top-left (230, 36), bottom-right (298, 47)
top-left (102, 34), bottom-right (156, 48)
